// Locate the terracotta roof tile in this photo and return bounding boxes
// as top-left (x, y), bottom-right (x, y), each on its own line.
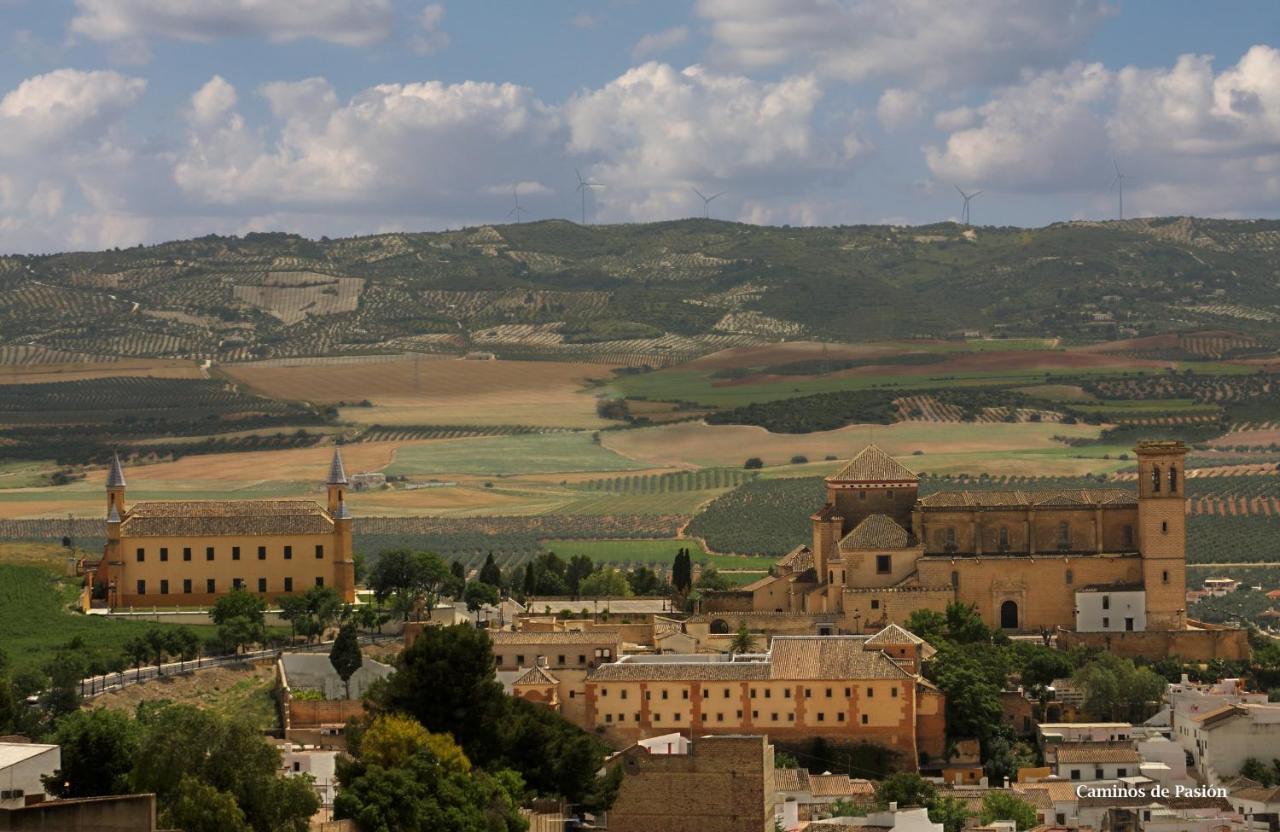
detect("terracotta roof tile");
top-left (778, 544), bottom-right (814, 572)
top-left (1053, 742), bottom-right (1139, 764)
top-left (769, 637), bottom-right (913, 680)
top-left (840, 515), bottom-right (912, 550)
top-left (491, 631), bottom-right (620, 645)
top-left (513, 666), bottom-right (559, 686)
top-left (827, 445), bottom-right (918, 483)
top-left (120, 500), bottom-right (332, 536)
top-left (864, 623), bottom-right (925, 646)
top-left (775, 768), bottom-right (811, 792)
top-left (919, 488), bottom-right (1136, 509)
top-left (808, 774), bottom-right (876, 798)
top-left (588, 661), bottom-right (770, 682)
top-left (1016, 782), bottom-right (1081, 803)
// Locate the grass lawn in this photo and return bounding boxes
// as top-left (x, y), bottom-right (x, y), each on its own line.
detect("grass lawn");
top-left (385, 432), bottom-right (647, 477)
top-left (539, 538), bottom-right (777, 571)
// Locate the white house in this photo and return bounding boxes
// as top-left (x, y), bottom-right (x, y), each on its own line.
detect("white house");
top-left (1052, 742), bottom-right (1141, 781)
top-left (1075, 587), bottom-right (1146, 632)
top-left (1137, 735), bottom-right (1196, 789)
top-left (280, 747), bottom-right (338, 819)
top-left (806, 805), bottom-right (941, 832)
top-left (1194, 704), bottom-right (1280, 784)
top-left (0, 743), bottom-right (60, 809)
top-left (1167, 676), bottom-right (1267, 761)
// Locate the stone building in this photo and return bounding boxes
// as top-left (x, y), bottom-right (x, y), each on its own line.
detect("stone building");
top-left (706, 441), bottom-right (1193, 636)
top-left (88, 449), bottom-right (356, 607)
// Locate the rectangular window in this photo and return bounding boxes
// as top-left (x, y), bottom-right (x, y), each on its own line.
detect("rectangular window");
top-left (861, 714), bottom-right (869, 725)
top-left (682, 689), bottom-right (689, 700)
top-left (183, 579), bottom-right (192, 594)
top-left (579, 654), bottom-right (586, 664)
top-left (844, 687), bottom-right (851, 698)
top-left (558, 654), bottom-right (566, 665)
top-left (891, 687), bottom-right (898, 698)
top-left (605, 714), bottom-right (612, 723)
top-left (837, 712), bottom-right (845, 722)
top-left (316, 577), bottom-right (324, 587)
top-left (284, 577), bottom-right (293, 592)
top-left (716, 713), bottom-right (724, 722)
top-left (764, 689), bottom-right (771, 699)
top-left (1071, 770), bottom-right (1081, 780)
top-left (662, 690), bottom-right (669, 700)
top-left (1103, 617), bottom-right (1110, 628)
top-left (673, 713), bottom-right (680, 722)
top-left (517, 654), bottom-right (525, 665)
top-left (284, 545), bottom-right (292, 560)
top-left (1095, 768), bottom-right (1104, 780)
top-left (724, 688), bottom-right (731, 698)
top-left (232, 546), bottom-right (240, 561)
top-left (805, 688), bottom-right (812, 698)
top-left (207, 578), bottom-right (215, 593)
top-left (159, 547), bottom-right (168, 562)
top-left (136, 548), bottom-right (145, 562)
top-left (620, 689), bottom-right (628, 700)
top-left (750, 688), bottom-right (757, 698)
top-left (867, 687), bottom-right (874, 698)
top-left (876, 555), bottom-right (891, 574)
top-left (315, 544), bottom-right (324, 559)
top-left (136, 579), bottom-right (146, 595)
top-left (871, 599), bottom-right (880, 610)
top-left (1117, 768), bottom-right (1127, 778)
top-left (817, 712), bottom-right (825, 722)
top-left (1102, 595), bottom-right (1110, 610)
top-left (1123, 525), bottom-right (1134, 547)
top-left (206, 546), bottom-right (214, 561)
top-left (160, 579), bottom-right (169, 594)
top-left (257, 546), bottom-right (266, 560)
top-left (751, 710), bottom-right (758, 719)
top-left (825, 688), bottom-right (833, 698)
top-left (258, 577), bottom-right (267, 593)
top-left (233, 578), bottom-right (243, 590)
top-left (1162, 570), bottom-right (1170, 583)
top-left (183, 548), bottom-right (192, 562)
top-left (783, 688), bottom-right (790, 698)
top-left (736, 710), bottom-right (743, 719)
top-left (771, 712), bottom-right (778, 722)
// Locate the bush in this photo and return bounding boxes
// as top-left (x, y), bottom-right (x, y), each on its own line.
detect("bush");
top-left (789, 455), bottom-right (809, 465)
top-left (744, 458), bottom-right (764, 470)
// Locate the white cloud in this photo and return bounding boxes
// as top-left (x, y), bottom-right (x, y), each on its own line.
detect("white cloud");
top-left (925, 46), bottom-right (1280, 216)
top-left (70, 0), bottom-right (395, 48)
top-left (189, 75), bottom-right (238, 128)
top-left (0, 68), bottom-right (146, 155)
top-left (632, 26), bottom-right (689, 59)
top-left (695, 0), bottom-right (1111, 89)
top-left (410, 3), bottom-right (450, 55)
top-left (876, 88), bottom-right (925, 132)
top-left (570, 12), bottom-right (600, 30)
top-left (933, 106), bottom-right (976, 132)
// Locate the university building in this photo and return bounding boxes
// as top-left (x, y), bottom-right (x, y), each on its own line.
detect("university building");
top-left (705, 440), bottom-right (1193, 637)
top-left (87, 449), bottom-right (357, 607)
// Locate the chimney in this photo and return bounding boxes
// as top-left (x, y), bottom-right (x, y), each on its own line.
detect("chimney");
top-left (537, 656), bottom-right (548, 668)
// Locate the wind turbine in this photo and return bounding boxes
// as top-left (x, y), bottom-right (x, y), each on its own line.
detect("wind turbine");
top-left (575, 168), bottom-right (603, 225)
top-left (692, 187), bottom-right (724, 220)
top-left (1112, 160), bottom-right (1127, 220)
top-left (954, 185), bottom-right (981, 226)
top-left (506, 185), bottom-right (528, 224)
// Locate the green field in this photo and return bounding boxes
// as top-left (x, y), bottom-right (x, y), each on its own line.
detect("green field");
top-left (539, 538), bottom-right (777, 571)
top-left (384, 432), bottom-right (647, 476)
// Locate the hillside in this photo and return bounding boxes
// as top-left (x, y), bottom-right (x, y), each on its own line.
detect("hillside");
top-left (3, 217), bottom-right (1279, 366)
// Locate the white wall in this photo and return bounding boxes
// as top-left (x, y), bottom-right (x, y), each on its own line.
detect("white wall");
top-left (1054, 760), bottom-right (1138, 781)
top-left (0, 745), bottom-right (60, 809)
top-left (1197, 707), bottom-right (1280, 783)
top-left (1075, 590), bottom-right (1146, 632)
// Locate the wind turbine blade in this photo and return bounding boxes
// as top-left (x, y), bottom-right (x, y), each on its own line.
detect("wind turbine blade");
top-left (575, 168), bottom-right (584, 184)
top-left (708, 192), bottom-right (724, 202)
top-left (955, 184), bottom-right (966, 198)
top-left (970, 191), bottom-right (982, 198)
top-left (692, 187), bottom-right (707, 201)
top-left (1114, 159), bottom-right (1121, 176)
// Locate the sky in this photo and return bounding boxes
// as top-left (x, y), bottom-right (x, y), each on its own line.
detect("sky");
top-left (0, 1), bottom-right (1278, 253)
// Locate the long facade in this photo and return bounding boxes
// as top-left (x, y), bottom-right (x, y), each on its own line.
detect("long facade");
top-left (89, 449), bottom-right (357, 607)
top-left (706, 440), bottom-right (1189, 634)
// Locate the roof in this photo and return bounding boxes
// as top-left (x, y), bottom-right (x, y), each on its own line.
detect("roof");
top-left (808, 774), bottom-right (876, 798)
top-left (589, 637), bottom-right (913, 683)
top-left (1195, 704), bottom-right (1247, 728)
top-left (1053, 742), bottom-right (1140, 764)
top-left (1017, 781), bottom-right (1085, 804)
top-left (0, 742), bottom-right (58, 768)
top-left (918, 488), bottom-right (1135, 509)
top-left (513, 666), bottom-right (559, 686)
top-left (326, 448), bottom-right (348, 485)
top-left (937, 786), bottom-right (1053, 814)
top-left (120, 500), bottom-right (332, 536)
top-left (1230, 786), bottom-right (1280, 804)
top-left (107, 504), bottom-right (121, 524)
top-left (106, 453), bottom-right (126, 488)
top-left (778, 544), bottom-right (814, 572)
top-left (840, 514), bottom-right (912, 549)
top-left (827, 445), bottom-right (918, 483)
top-left (775, 768), bottom-right (811, 792)
top-left (865, 623), bottom-right (925, 646)
top-left (490, 630), bottom-right (620, 645)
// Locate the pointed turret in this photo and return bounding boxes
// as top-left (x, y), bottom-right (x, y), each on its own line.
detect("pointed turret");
top-left (107, 504), bottom-right (121, 524)
top-left (107, 453), bottom-right (127, 489)
top-left (327, 447), bottom-right (349, 486)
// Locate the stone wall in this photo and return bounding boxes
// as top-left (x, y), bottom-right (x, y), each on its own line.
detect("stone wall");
top-left (0, 794), bottom-right (156, 831)
top-left (1057, 625), bottom-right (1249, 662)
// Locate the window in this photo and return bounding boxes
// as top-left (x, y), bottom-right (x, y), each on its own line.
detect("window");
top-left (673, 713), bottom-right (681, 722)
top-left (233, 578), bottom-right (243, 590)
top-left (315, 544), bottom-right (324, 559)
top-left (558, 654), bottom-right (566, 665)
top-left (750, 688), bottom-right (757, 699)
top-left (207, 578), bottom-right (216, 593)
top-left (516, 654), bottom-right (525, 665)
top-left (716, 713), bottom-right (724, 722)
top-left (861, 714), bottom-right (869, 725)
top-left (160, 547), bottom-right (169, 562)
top-left (891, 687), bottom-right (898, 698)
top-left (682, 689), bottom-right (689, 700)
top-left (764, 689), bottom-right (771, 699)
top-left (258, 578), bottom-right (267, 593)
top-left (1118, 768), bottom-right (1127, 778)
top-left (737, 710), bottom-right (743, 719)
top-left (876, 555), bottom-right (891, 574)
top-left (183, 579), bottom-right (192, 594)
top-left (783, 688), bottom-right (791, 698)
top-left (1123, 525), bottom-right (1134, 547)
top-left (1169, 465), bottom-right (1178, 493)
top-left (579, 654), bottom-right (586, 664)
top-left (1066, 569), bottom-right (1073, 585)
top-left (825, 687), bottom-right (833, 698)
top-left (867, 687), bottom-right (874, 698)
top-left (951, 571), bottom-right (959, 589)
top-left (136, 548), bottom-right (145, 562)
top-left (605, 714), bottom-right (612, 723)
top-left (315, 577), bottom-right (324, 587)
top-left (661, 690), bottom-right (668, 700)
top-left (1071, 769), bottom-right (1081, 780)
top-left (1095, 768), bottom-right (1104, 780)
top-left (284, 545), bottom-right (292, 560)
top-left (945, 527), bottom-right (956, 545)
top-left (1102, 617), bottom-right (1110, 628)
top-left (771, 712), bottom-right (778, 722)
top-left (998, 526), bottom-right (1009, 549)
top-left (751, 710), bottom-right (758, 720)
top-left (724, 688), bottom-right (731, 698)
top-left (183, 548), bottom-right (192, 562)
top-left (1162, 570), bottom-right (1169, 584)
top-left (232, 546), bottom-right (240, 561)
top-left (817, 712), bottom-right (824, 722)
top-left (258, 546), bottom-right (266, 560)
top-left (844, 687), bottom-right (851, 698)
top-left (1102, 595), bottom-right (1110, 610)
top-left (137, 579), bottom-right (146, 595)
top-left (1152, 464), bottom-right (1162, 493)
top-left (1161, 521), bottom-right (1168, 534)
top-left (159, 579), bottom-right (169, 594)
top-left (871, 599), bottom-right (880, 610)
top-left (284, 577), bottom-right (293, 592)
top-left (837, 712), bottom-right (845, 722)
top-left (1058, 522), bottom-right (1070, 549)
top-left (805, 688), bottom-right (812, 698)
top-left (828, 570), bottom-right (834, 583)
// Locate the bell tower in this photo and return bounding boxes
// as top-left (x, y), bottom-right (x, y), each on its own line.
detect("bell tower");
top-left (326, 447), bottom-right (348, 515)
top-left (106, 452), bottom-right (127, 517)
top-left (1135, 440), bottom-right (1187, 630)
top-left (325, 447), bottom-right (356, 601)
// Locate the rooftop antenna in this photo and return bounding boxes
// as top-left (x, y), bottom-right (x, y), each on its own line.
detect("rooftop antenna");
top-left (1111, 160), bottom-right (1127, 220)
top-left (954, 185), bottom-right (981, 226)
top-left (575, 168), bottom-right (603, 225)
top-left (692, 187), bottom-right (724, 220)
top-left (506, 185), bottom-right (528, 224)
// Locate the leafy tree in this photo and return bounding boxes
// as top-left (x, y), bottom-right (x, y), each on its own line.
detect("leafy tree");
top-left (170, 627), bottom-right (202, 666)
top-left (163, 776), bottom-right (250, 832)
top-left (695, 566), bottom-right (732, 592)
top-left (360, 714), bottom-right (432, 769)
top-left (1240, 757), bottom-right (1276, 787)
top-left (744, 457), bottom-right (764, 469)
top-left (875, 772), bottom-right (936, 809)
top-left (729, 621), bottom-right (756, 654)
top-left (984, 732), bottom-right (1038, 784)
top-left (672, 549), bottom-right (692, 594)
top-left (774, 751), bottom-right (800, 769)
top-left (930, 796), bottom-right (972, 832)
top-left (566, 554), bottom-right (595, 597)
top-left (522, 562), bottom-right (536, 597)
top-left (277, 594), bottom-right (311, 640)
top-left (905, 609), bottom-right (947, 643)
top-left (828, 798), bottom-right (861, 817)
top-left (369, 549), bottom-right (451, 620)
top-left (123, 636), bottom-right (151, 680)
top-left (1073, 653), bottom-right (1166, 722)
top-left (211, 589), bottom-right (267, 653)
top-left (579, 568), bottom-right (632, 598)
top-left (463, 581), bottom-right (500, 612)
top-left (145, 628), bottom-right (170, 675)
top-left (627, 566), bottom-right (663, 596)
top-left (448, 560), bottom-right (467, 598)
top-left (979, 792), bottom-right (1038, 831)
top-left (335, 753), bottom-right (525, 832)
top-left (329, 623), bottom-right (364, 700)
top-left (478, 552), bottom-right (503, 588)
top-left (45, 708), bottom-right (140, 798)
top-left (928, 644), bottom-right (1004, 742)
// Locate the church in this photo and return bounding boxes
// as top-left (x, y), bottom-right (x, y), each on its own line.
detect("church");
top-left (705, 440), bottom-right (1191, 636)
top-left (87, 449), bottom-right (357, 608)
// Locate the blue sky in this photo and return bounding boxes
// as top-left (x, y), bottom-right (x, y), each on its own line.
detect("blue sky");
top-left (0, 1), bottom-right (1277, 253)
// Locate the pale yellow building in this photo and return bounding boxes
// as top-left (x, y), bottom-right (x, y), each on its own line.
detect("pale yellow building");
top-left (89, 449), bottom-right (356, 607)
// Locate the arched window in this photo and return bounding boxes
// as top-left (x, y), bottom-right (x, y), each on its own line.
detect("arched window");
top-left (1169, 464), bottom-right (1178, 493)
top-left (1151, 465), bottom-right (1161, 493)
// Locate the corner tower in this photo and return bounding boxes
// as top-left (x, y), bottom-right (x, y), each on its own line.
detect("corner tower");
top-left (326, 447), bottom-right (348, 515)
top-left (824, 445), bottom-right (918, 534)
top-left (325, 447), bottom-right (356, 601)
top-left (1135, 440), bottom-right (1188, 630)
top-left (106, 452), bottom-right (126, 516)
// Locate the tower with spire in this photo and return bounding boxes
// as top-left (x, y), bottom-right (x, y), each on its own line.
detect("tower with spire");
top-left (327, 447), bottom-right (356, 601)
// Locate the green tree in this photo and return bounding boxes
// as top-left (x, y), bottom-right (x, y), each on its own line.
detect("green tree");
top-left (329, 623), bottom-right (364, 700)
top-left (335, 754), bottom-right (525, 832)
top-left (478, 552), bottom-right (503, 588)
top-left (144, 628), bottom-right (170, 675)
top-left (44, 708), bottom-right (140, 798)
top-left (463, 581), bottom-right (500, 612)
top-left (579, 568), bottom-right (633, 598)
top-left (672, 549), bottom-right (692, 594)
top-left (522, 562), bottom-right (536, 597)
top-left (360, 713), bottom-right (432, 769)
top-left (979, 792), bottom-right (1038, 831)
top-left (448, 560), bottom-right (467, 598)
top-left (695, 566), bottom-right (732, 592)
top-left (211, 589), bottom-right (267, 653)
top-left (627, 566), bottom-right (662, 596)
top-left (1240, 757), bottom-right (1276, 787)
top-left (162, 776), bottom-right (250, 832)
top-left (277, 593), bottom-right (311, 640)
top-left (369, 549), bottom-right (452, 620)
top-left (729, 621), bottom-right (756, 653)
top-left (123, 636), bottom-right (150, 680)
top-left (566, 555), bottom-right (595, 597)
top-left (1073, 653), bottom-right (1167, 722)
top-left (875, 772), bottom-right (936, 809)
top-left (929, 796), bottom-right (972, 832)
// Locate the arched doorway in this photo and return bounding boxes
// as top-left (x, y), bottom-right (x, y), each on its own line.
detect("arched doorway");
top-left (1000, 600), bottom-right (1019, 630)
top-left (710, 618), bottom-right (729, 634)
